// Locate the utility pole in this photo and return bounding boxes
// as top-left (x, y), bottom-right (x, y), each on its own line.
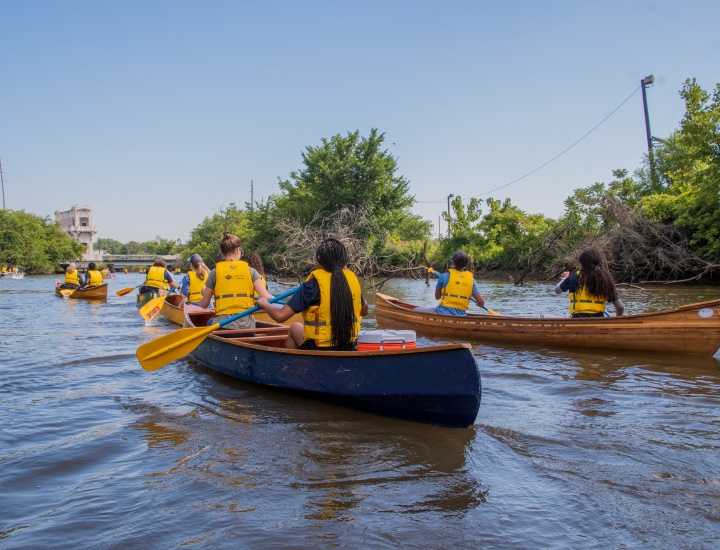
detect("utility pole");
top-left (641, 75), bottom-right (657, 191)
top-left (250, 179), bottom-right (254, 212)
top-left (438, 215), bottom-right (441, 239)
top-left (0, 158), bottom-right (5, 210)
top-left (447, 193), bottom-right (454, 237)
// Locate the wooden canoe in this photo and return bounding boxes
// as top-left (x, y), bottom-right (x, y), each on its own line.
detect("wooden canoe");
top-left (375, 292), bottom-right (720, 357)
top-left (161, 293), bottom-right (304, 327)
top-left (55, 281), bottom-right (109, 300)
top-left (183, 308), bottom-right (481, 427)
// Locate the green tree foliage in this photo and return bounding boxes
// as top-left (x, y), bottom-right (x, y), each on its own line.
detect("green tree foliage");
top-left (181, 204), bottom-right (251, 268)
top-left (95, 238), bottom-right (125, 254)
top-left (0, 209), bottom-right (85, 273)
top-left (638, 78), bottom-right (720, 261)
top-left (274, 129), bottom-right (415, 236)
top-left (438, 196), bottom-right (487, 264)
top-left (477, 198), bottom-right (555, 270)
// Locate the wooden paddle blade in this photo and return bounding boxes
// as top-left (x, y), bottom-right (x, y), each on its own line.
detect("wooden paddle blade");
top-left (139, 294), bottom-right (167, 321)
top-left (137, 323), bottom-right (218, 371)
top-left (116, 287), bottom-right (136, 296)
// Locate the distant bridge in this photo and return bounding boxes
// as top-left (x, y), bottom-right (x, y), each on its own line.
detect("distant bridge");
top-left (60, 254), bottom-right (182, 271)
top-left (101, 254), bottom-right (181, 267)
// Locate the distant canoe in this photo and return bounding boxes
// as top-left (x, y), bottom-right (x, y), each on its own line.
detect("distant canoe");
top-left (183, 308), bottom-right (481, 427)
top-left (55, 281), bottom-right (108, 300)
top-left (375, 292), bottom-right (720, 357)
top-left (161, 292), bottom-right (303, 327)
top-left (1, 271), bottom-right (25, 279)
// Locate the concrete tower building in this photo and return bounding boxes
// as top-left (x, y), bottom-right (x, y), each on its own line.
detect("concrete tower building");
top-left (55, 205), bottom-right (101, 261)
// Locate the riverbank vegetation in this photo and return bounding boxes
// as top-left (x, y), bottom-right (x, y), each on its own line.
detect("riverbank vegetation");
top-left (3, 79), bottom-right (718, 282)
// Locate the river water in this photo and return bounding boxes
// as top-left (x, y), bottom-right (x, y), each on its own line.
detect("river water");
top-left (1, 274), bottom-right (719, 549)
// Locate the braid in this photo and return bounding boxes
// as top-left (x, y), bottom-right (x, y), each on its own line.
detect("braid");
top-left (577, 248), bottom-right (617, 301)
top-left (315, 238), bottom-right (356, 350)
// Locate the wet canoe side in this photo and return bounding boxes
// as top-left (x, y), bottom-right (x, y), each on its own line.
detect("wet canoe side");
top-left (375, 292), bottom-right (720, 357)
top-left (184, 313), bottom-right (481, 427)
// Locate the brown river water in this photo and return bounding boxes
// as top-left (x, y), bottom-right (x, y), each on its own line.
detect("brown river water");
top-left (1, 274), bottom-right (719, 548)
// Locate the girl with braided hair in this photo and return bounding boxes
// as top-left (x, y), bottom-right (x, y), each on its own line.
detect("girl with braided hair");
top-left (555, 247), bottom-right (625, 317)
top-left (257, 238), bottom-right (368, 350)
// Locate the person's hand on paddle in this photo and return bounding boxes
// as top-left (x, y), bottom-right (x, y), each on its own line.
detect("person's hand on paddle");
top-left (560, 271), bottom-right (570, 280)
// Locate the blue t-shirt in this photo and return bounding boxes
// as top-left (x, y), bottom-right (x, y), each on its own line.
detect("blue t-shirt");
top-left (435, 271), bottom-right (480, 315)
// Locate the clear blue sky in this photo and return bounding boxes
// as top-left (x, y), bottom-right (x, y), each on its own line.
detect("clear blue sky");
top-left (2, 1), bottom-right (718, 243)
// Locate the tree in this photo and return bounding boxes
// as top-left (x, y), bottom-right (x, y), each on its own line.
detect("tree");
top-left (0, 209), bottom-right (85, 273)
top-left (639, 78), bottom-right (720, 262)
top-left (95, 238), bottom-right (125, 254)
top-left (274, 129), bottom-right (415, 237)
top-left (181, 204), bottom-right (251, 268)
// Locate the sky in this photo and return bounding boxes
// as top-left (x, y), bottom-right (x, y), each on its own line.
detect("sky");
top-left (1, 1), bottom-right (718, 243)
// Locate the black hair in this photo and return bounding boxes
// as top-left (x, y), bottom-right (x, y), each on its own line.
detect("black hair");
top-left (315, 238), bottom-right (356, 350)
top-left (577, 248), bottom-right (618, 301)
top-left (450, 251), bottom-right (470, 271)
top-left (88, 262), bottom-right (97, 270)
top-left (243, 252), bottom-right (265, 276)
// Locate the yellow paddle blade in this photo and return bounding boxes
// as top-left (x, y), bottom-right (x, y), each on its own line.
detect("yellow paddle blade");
top-left (137, 323), bottom-right (219, 371)
top-left (483, 307), bottom-right (501, 316)
top-left (59, 288), bottom-right (74, 298)
top-left (116, 287), bottom-right (137, 296)
top-left (139, 294), bottom-right (167, 321)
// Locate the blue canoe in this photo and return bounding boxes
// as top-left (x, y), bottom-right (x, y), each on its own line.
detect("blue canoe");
top-left (184, 308), bottom-right (481, 427)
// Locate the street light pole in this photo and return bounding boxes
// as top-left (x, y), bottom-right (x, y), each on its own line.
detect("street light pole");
top-left (641, 74), bottom-right (657, 191)
top-left (446, 193), bottom-right (454, 237)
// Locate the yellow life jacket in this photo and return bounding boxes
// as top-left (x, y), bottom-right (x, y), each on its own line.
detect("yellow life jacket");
top-left (145, 266), bottom-right (169, 290)
top-left (568, 271), bottom-right (606, 314)
top-left (1, 267), bottom-right (6, 273)
top-left (87, 270), bottom-right (103, 288)
top-left (253, 275), bottom-right (268, 299)
top-left (187, 271), bottom-right (206, 304)
top-left (439, 269), bottom-right (474, 310)
top-left (65, 270), bottom-right (79, 286)
top-left (302, 268), bottom-right (362, 347)
top-left (213, 260), bottom-right (255, 315)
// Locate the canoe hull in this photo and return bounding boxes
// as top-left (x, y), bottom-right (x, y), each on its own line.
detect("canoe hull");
top-left (375, 293), bottom-right (720, 357)
top-left (55, 282), bottom-right (109, 300)
top-left (185, 313), bottom-right (481, 427)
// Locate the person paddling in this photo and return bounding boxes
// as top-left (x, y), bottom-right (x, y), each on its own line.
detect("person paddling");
top-left (555, 247), bottom-right (625, 317)
top-left (200, 232), bottom-right (273, 330)
top-left (414, 251), bottom-right (485, 315)
top-left (180, 254), bottom-right (209, 305)
top-left (256, 238), bottom-right (368, 350)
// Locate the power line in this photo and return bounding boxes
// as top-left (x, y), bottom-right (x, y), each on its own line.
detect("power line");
top-left (415, 84), bottom-right (642, 204)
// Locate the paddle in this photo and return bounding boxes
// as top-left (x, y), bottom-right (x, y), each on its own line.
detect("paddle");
top-left (427, 268), bottom-right (501, 316)
top-left (116, 284), bottom-right (142, 297)
top-left (139, 288), bottom-right (178, 321)
top-left (137, 286), bottom-right (299, 372)
top-left (56, 279), bottom-right (75, 298)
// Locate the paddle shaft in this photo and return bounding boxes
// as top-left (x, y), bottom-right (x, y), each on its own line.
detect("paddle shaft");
top-left (137, 286), bottom-right (299, 370)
